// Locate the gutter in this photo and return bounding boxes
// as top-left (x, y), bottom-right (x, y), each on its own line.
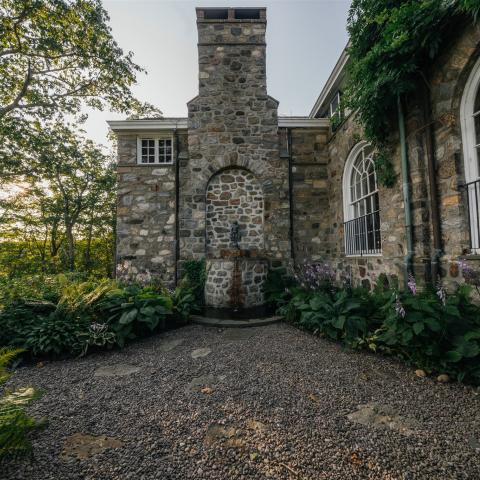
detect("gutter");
top-left (397, 95), bottom-right (414, 285)
top-left (287, 128), bottom-right (296, 267)
top-left (174, 129), bottom-right (180, 286)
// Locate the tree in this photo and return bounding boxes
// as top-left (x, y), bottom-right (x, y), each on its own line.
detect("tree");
top-left (0, 0), bottom-right (144, 175)
top-left (0, 124), bottom-right (117, 274)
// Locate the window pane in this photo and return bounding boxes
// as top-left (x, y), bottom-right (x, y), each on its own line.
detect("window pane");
top-left (141, 139), bottom-right (155, 163)
top-left (361, 173), bottom-right (368, 197)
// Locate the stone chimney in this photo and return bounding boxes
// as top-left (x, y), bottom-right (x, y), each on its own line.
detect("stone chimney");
top-left (195, 7), bottom-right (268, 97)
top-left (182, 7), bottom-right (290, 271)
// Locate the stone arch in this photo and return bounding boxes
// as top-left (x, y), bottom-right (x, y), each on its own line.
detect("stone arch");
top-left (205, 167), bottom-right (264, 256)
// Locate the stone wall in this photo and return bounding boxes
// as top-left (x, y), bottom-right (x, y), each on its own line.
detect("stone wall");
top-left (278, 127), bottom-right (331, 266)
top-left (325, 116), bottom-right (406, 289)
top-left (115, 132), bottom-right (187, 286)
top-left (205, 257), bottom-right (267, 308)
top-left (429, 20), bottom-right (480, 282)
top-left (206, 168), bottom-right (264, 256)
top-left (321, 20), bottom-right (480, 290)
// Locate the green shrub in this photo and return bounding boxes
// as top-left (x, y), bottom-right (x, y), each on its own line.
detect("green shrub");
top-left (0, 275), bottom-right (190, 357)
top-left (93, 284), bottom-right (174, 347)
top-left (277, 265), bottom-right (480, 385)
top-left (0, 348), bottom-right (43, 458)
top-left (299, 290), bottom-right (368, 345)
top-left (182, 259), bottom-right (206, 308)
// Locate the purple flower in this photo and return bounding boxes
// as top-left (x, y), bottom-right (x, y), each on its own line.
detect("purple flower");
top-left (436, 280), bottom-right (447, 306)
top-left (296, 261), bottom-right (336, 291)
top-left (395, 295), bottom-right (406, 318)
top-left (407, 273), bottom-right (417, 296)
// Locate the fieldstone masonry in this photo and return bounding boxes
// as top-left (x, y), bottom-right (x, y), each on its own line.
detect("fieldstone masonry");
top-left (112, 8), bottom-right (480, 305)
top-left (206, 168), bottom-right (264, 255)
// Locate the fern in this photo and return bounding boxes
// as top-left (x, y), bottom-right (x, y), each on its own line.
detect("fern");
top-left (0, 348), bottom-right (42, 458)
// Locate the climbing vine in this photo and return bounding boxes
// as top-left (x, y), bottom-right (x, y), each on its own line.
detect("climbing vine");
top-left (345, 0), bottom-right (479, 187)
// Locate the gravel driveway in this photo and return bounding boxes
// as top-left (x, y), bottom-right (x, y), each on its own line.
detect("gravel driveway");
top-left (2, 323), bottom-right (480, 480)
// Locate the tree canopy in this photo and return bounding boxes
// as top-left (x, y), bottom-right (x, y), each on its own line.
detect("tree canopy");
top-left (0, 0), bottom-right (145, 176)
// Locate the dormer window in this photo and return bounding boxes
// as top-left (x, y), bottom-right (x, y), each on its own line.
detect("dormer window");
top-left (137, 137), bottom-right (173, 165)
top-left (330, 91), bottom-right (343, 131)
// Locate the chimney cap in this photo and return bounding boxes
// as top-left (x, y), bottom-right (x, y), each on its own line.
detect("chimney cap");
top-left (196, 7), bottom-right (266, 22)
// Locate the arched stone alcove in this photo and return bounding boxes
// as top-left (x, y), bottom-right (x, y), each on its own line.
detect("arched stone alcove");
top-left (206, 168), bottom-right (264, 257)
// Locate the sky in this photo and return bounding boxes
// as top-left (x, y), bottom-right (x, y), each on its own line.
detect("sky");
top-left (83, 0), bottom-right (351, 147)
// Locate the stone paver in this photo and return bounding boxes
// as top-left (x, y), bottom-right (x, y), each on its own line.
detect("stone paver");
top-left (3, 323), bottom-right (480, 479)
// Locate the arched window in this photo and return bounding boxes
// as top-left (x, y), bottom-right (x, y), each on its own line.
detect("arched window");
top-left (343, 142), bottom-right (381, 256)
top-left (460, 56), bottom-right (480, 251)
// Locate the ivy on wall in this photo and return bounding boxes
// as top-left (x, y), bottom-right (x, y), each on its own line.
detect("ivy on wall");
top-left (345, 0), bottom-right (479, 187)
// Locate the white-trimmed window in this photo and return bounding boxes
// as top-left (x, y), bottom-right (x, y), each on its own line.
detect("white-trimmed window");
top-left (137, 137), bottom-right (173, 164)
top-left (460, 56), bottom-right (480, 252)
top-left (343, 141), bottom-right (381, 256)
top-left (329, 91), bottom-right (344, 131)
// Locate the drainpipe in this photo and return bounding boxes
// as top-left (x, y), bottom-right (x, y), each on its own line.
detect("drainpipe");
top-left (397, 95), bottom-right (414, 286)
top-left (423, 86), bottom-right (443, 283)
top-left (287, 128), bottom-right (295, 268)
top-left (174, 129), bottom-right (180, 286)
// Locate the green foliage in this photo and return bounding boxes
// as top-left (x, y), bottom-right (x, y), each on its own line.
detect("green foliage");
top-left (0, 274), bottom-right (190, 357)
top-left (299, 289), bottom-right (367, 344)
top-left (278, 270), bottom-right (480, 385)
top-left (264, 268), bottom-right (296, 309)
top-left (346, 0), bottom-right (479, 187)
top-left (0, 348), bottom-right (42, 458)
top-left (0, 0), bottom-right (145, 176)
top-left (182, 259), bottom-right (206, 309)
top-left (171, 280), bottom-right (196, 321)
top-left (96, 284), bottom-right (173, 347)
top-left (378, 285), bottom-right (480, 382)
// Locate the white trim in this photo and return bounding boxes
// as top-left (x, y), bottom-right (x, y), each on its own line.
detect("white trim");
top-left (342, 141), bottom-right (382, 257)
top-left (109, 117), bottom-right (328, 131)
top-left (460, 56), bottom-right (480, 253)
top-left (136, 135), bottom-right (174, 165)
top-left (309, 46), bottom-right (349, 118)
top-left (342, 141), bottom-right (370, 222)
top-left (109, 118), bottom-right (188, 132)
top-left (460, 56), bottom-right (480, 183)
top-left (278, 117), bottom-right (329, 128)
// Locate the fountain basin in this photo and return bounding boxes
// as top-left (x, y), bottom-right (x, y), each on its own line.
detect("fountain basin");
top-left (205, 254), bottom-right (268, 311)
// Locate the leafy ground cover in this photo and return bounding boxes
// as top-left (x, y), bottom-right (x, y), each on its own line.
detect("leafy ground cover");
top-left (0, 272), bottom-right (201, 359)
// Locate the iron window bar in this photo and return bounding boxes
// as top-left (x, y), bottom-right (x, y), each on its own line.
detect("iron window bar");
top-left (344, 210), bottom-right (382, 256)
top-left (462, 178), bottom-right (480, 252)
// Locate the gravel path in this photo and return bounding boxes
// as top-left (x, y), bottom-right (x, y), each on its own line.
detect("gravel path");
top-left (2, 323), bottom-right (480, 480)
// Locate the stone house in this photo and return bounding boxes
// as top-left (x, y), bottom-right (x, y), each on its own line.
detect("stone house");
top-left (108, 7), bottom-right (480, 311)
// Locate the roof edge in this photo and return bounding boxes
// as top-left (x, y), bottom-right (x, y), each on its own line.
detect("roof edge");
top-left (309, 45), bottom-right (349, 118)
top-left (107, 118), bottom-right (188, 132)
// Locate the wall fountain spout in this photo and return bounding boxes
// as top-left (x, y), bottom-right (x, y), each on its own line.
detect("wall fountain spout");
top-left (230, 221), bottom-right (241, 250)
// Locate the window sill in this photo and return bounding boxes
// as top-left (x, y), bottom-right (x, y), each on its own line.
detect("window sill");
top-left (345, 253), bottom-right (383, 258)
